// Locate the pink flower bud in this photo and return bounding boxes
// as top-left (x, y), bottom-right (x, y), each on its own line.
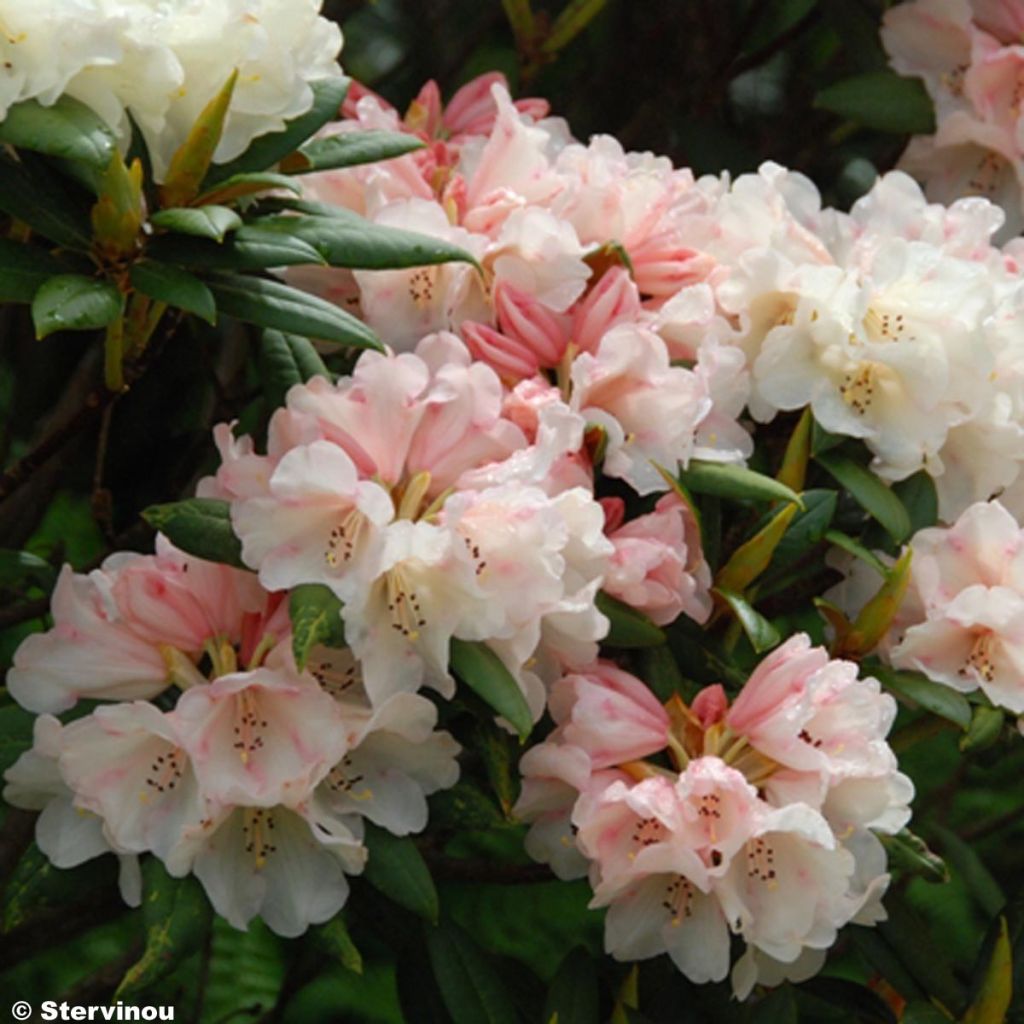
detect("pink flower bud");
top-left (461, 320), bottom-right (541, 382)
top-left (572, 267), bottom-right (642, 354)
top-left (405, 80), bottom-right (442, 137)
top-left (342, 80), bottom-right (392, 121)
top-left (549, 662), bottom-right (670, 768)
top-left (691, 684), bottom-right (727, 728)
top-left (443, 72), bottom-right (511, 137)
top-left (494, 281), bottom-right (569, 366)
top-left (600, 497), bottom-right (626, 533)
top-left (629, 236), bottom-right (715, 297)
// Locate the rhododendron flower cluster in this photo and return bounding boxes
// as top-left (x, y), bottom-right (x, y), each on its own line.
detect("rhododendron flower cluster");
top-left (883, 0), bottom-right (1024, 237)
top-left (0, 0), bottom-right (343, 179)
top-left (515, 638), bottom-right (911, 998)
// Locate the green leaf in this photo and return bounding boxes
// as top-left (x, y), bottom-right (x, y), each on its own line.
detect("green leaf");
top-left (933, 825), bottom-right (1005, 919)
top-left (0, 95), bottom-right (117, 168)
top-left (204, 272), bottom-right (382, 351)
top-left (815, 70), bottom-right (936, 134)
top-left (799, 978), bottom-right (897, 1024)
top-left (0, 239), bottom-right (70, 303)
top-left (960, 703), bottom-right (1006, 754)
top-left (313, 916), bottom-right (363, 975)
top-left (771, 489), bottom-right (837, 566)
top-left (142, 497), bottom-right (245, 569)
top-left (32, 275), bottom-right (124, 339)
top-left (450, 638), bottom-right (533, 740)
top-left (502, 0), bottom-right (536, 43)
top-left (964, 917), bottom-right (1012, 1024)
top-left (752, 985), bottom-right (798, 1024)
top-left (716, 502), bottom-right (798, 594)
top-left (0, 548), bottom-right (57, 590)
top-left (115, 860), bottom-right (212, 999)
top-left (776, 407), bottom-right (812, 493)
top-left (541, 0), bottom-right (609, 54)
top-left (473, 720), bottom-right (520, 818)
top-left (893, 471), bottom-right (939, 535)
top-left (259, 329), bottom-right (331, 409)
top-left (363, 823), bottom-right (439, 923)
top-left (244, 209), bottom-right (480, 271)
top-left (130, 260), bottom-right (216, 324)
top-left (542, 948), bottom-right (599, 1024)
top-left (901, 1004), bottom-right (954, 1024)
top-left (868, 663), bottom-right (972, 729)
top-left (0, 703), bottom-right (36, 777)
top-left (204, 77), bottom-right (351, 185)
top-left (194, 171), bottom-right (302, 206)
top-left (594, 591), bottom-right (666, 648)
top-left (149, 205), bottom-right (243, 242)
top-left (203, 918), bottom-right (285, 1023)
top-left (840, 547), bottom-right (913, 657)
top-left (815, 451), bottom-right (911, 542)
top-left (289, 583), bottom-right (346, 671)
top-left (425, 919), bottom-right (519, 1024)
top-left (714, 588), bottom-right (781, 653)
top-left (879, 829), bottom-right (949, 884)
top-left (286, 131), bottom-right (425, 174)
top-left (810, 417), bottom-right (846, 455)
top-left (0, 152), bottom-right (92, 248)
top-left (677, 459), bottom-right (803, 507)
top-left (823, 529), bottom-right (889, 577)
top-left (151, 224), bottom-right (327, 271)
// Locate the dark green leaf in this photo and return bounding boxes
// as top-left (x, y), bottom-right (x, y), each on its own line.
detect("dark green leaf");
top-left (244, 210), bottom-right (480, 271)
top-left (815, 71), bottom-right (936, 134)
top-left (810, 417), bottom-right (846, 455)
top-left (542, 947), bottom-right (599, 1024)
top-left (142, 497), bottom-right (245, 569)
top-left (450, 638), bottom-right (533, 740)
top-left (933, 825), bottom-right (1005, 919)
top-left (815, 452), bottom-right (911, 542)
top-left (0, 239), bottom-right (71, 302)
top-left (149, 205), bottom-right (243, 242)
top-left (638, 645), bottom-right (692, 703)
top-left (313, 916), bottom-right (363, 974)
top-left (363, 823), bottom-right (439, 923)
top-left (425, 919), bottom-right (519, 1024)
top-left (901, 1004), bottom-right (953, 1024)
top-left (714, 588), bottom-right (781, 653)
top-left (288, 131), bottom-right (425, 173)
top-left (0, 548), bottom-right (58, 590)
top-left (0, 95), bottom-right (116, 168)
top-left (849, 926), bottom-right (928, 1004)
top-left (0, 703), bottom-right (36, 777)
top-left (893, 471), bottom-right (939, 535)
top-left (32, 275), bottom-right (124, 339)
top-left (771, 489), bottom-right (837, 566)
top-left (799, 977), bottom-right (897, 1024)
top-left (740, 0), bottom-right (818, 57)
top-left (259, 328), bottom-right (331, 409)
top-left (204, 272), bottom-right (381, 351)
top-left (194, 171), bottom-right (302, 206)
top-left (752, 984), bottom-right (798, 1024)
top-left (115, 860), bottom-right (211, 999)
top-left (151, 224), bottom-right (327, 271)
top-left (473, 720), bottom-right (520, 817)
top-left (869, 663), bottom-right (972, 729)
top-left (594, 591), bottom-right (666, 648)
top-left (823, 529), bottom-right (889, 577)
top-left (130, 260), bottom-right (216, 324)
top-left (203, 918), bottom-right (285, 1023)
top-left (203, 77), bottom-right (351, 185)
top-left (0, 152), bottom-right (92, 248)
top-left (542, 0), bottom-right (609, 54)
top-left (677, 460), bottom-right (803, 506)
top-left (289, 583), bottom-right (346, 671)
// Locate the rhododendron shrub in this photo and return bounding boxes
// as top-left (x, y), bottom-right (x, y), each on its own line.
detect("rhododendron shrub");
top-left (2, 2), bottom-right (1024, 1023)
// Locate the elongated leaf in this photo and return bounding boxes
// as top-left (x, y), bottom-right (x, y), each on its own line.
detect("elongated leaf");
top-left (543, 948), bottom-right (599, 1024)
top-left (204, 918), bottom-right (285, 1023)
top-left (245, 210), bottom-right (480, 271)
top-left (893, 471), bottom-right (939, 535)
top-left (450, 638), bottom-right (533, 740)
top-left (753, 986), bottom-right (798, 1024)
top-left (933, 825), bottom-right (1005, 918)
top-left (289, 583), bottom-right (346, 671)
top-left (32, 275), bottom-right (124, 339)
top-left (150, 205), bottom-right (242, 242)
top-left (502, 0), bottom-right (536, 43)
top-left (0, 153), bottom-right (91, 248)
top-left (677, 460), bottom-right (803, 507)
top-left (204, 77), bottom-right (351, 185)
top-left (142, 497), bottom-right (245, 569)
top-left (204, 272), bottom-right (381, 351)
top-left (115, 861), bottom-right (211, 999)
top-left (0, 548), bottom-right (58, 590)
top-left (473, 720), bottom-right (519, 817)
top-left (259, 329), bottom-right (330, 409)
top-left (0, 239), bottom-right (70, 302)
top-left (717, 503), bottom-right (798, 593)
top-left (194, 171), bottom-right (301, 207)
top-left (130, 260), bottom-right (216, 324)
top-left (771, 489), bottom-right (837, 567)
top-left (0, 94), bottom-right (117, 168)
top-left (799, 978), bottom-right (896, 1024)
top-left (869, 664), bottom-right (972, 729)
top-left (0, 703), bottom-right (36, 777)
top-left (541, 0), bottom-right (609, 54)
top-left (363, 823), bottom-right (439, 922)
top-left (425, 919), bottom-right (519, 1024)
top-left (285, 131), bottom-right (424, 174)
top-left (313, 917), bottom-right (363, 974)
top-left (715, 588), bottom-right (781, 653)
top-left (964, 917), bottom-right (1012, 1024)
top-left (879, 829), bottom-right (949, 884)
top-left (839, 547), bottom-right (912, 656)
top-left (824, 529), bottom-right (889, 577)
top-left (594, 591), bottom-right (666, 648)
top-left (816, 451), bottom-right (911, 542)
top-left (810, 418), bottom-right (845, 455)
top-left (960, 704), bottom-right (1006, 754)
top-left (815, 71), bottom-right (936, 134)
top-left (151, 221), bottom-right (327, 271)
top-left (777, 408), bottom-right (812, 493)
top-left (161, 70), bottom-right (238, 208)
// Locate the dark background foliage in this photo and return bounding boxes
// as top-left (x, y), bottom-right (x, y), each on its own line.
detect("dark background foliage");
top-left (2, 2), bottom-right (1022, 1023)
